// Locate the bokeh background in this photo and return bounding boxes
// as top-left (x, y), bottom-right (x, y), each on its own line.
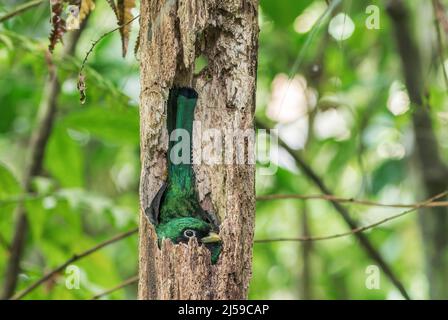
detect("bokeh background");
top-left (1, 0), bottom-right (448, 299)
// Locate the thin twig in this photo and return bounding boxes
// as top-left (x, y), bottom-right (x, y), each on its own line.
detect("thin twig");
top-left (388, 0), bottom-right (448, 300)
top-left (90, 275), bottom-right (138, 300)
top-left (300, 202), bottom-right (312, 299)
top-left (4, 191), bottom-right (448, 210)
top-left (11, 227), bottom-right (138, 300)
top-left (256, 194), bottom-right (448, 208)
top-left (0, 0), bottom-right (44, 24)
top-left (255, 191), bottom-right (448, 243)
top-left (79, 15), bottom-right (140, 74)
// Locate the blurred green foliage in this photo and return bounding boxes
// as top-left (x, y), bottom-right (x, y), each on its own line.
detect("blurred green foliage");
top-left (0, 0), bottom-right (447, 299)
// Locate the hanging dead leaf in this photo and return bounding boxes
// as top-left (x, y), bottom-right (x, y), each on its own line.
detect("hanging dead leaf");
top-left (79, 0), bottom-right (95, 24)
top-left (134, 27), bottom-right (140, 57)
top-left (49, 0), bottom-right (66, 53)
top-left (77, 72), bottom-right (87, 104)
top-left (117, 0), bottom-right (136, 57)
top-left (106, 0), bottom-right (119, 20)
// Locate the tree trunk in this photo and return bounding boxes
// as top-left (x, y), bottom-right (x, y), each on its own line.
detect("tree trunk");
top-left (137, 0), bottom-right (258, 299)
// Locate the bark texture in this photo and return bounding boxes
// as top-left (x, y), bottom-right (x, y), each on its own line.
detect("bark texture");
top-left (137, 0), bottom-right (258, 299)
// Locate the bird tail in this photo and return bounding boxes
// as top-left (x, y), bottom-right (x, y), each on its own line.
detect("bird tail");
top-left (166, 87), bottom-right (198, 186)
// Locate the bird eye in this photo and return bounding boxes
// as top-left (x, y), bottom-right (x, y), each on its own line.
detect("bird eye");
top-left (183, 229), bottom-right (196, 238)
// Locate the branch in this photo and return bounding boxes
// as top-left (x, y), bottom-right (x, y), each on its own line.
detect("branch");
top-left (13, 187), bottom-right (445, 300)
top-left (256, 194), bottom-right (448, 208)
top-left (90, 275), bottom-right (138, 300)
top-left (11, 227), bottom-right (138, 300)
top-left (79, 14), bottom-right (140, 74)
top-left (0, 0), bottom-right (44, 24)
top-left (5, 191), bottom-right (448, 210)
top-left (1, 23), bottom-right (90, 300)
top-left (256, 119), bottom-right (411, 300)
top-left (0, 194), bottom-right (45, 207)
top-left (255, 191), bottom-right (447, 243)
top-left (78, 14), bottom-right (139, 103)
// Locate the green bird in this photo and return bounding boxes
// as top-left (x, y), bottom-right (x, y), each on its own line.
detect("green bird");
top-left (145, 87), bottom-right (222, 264)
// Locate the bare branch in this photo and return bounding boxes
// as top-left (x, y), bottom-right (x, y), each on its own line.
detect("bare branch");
top-left (90, 275), bottom-right (138, 300)
top-left (4, 190), bottom-right (448, 210)
top-left (0, 233), bottom-right (11, 253)
top-left (257, 194), bottom-right (448, 208)
top-left (14, 188), bottom-right (445, 300)
top-left (78, 14), bottom-right (139, 103)
top-left (255, 191), bottom-right (448, 243)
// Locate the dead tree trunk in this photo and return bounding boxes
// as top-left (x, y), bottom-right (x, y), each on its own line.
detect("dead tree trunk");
top-left (137, 0), bottom-right (258, 299)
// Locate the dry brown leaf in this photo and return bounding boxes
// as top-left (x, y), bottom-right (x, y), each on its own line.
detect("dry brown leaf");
top-left (79, 0), bottom-right (95, 23)
top-left (77, 72), bottom-right (87, 104)
top-left (134, 27), bottom-right (140, 57)
top-left (106, 0), bottom-right (119, 20)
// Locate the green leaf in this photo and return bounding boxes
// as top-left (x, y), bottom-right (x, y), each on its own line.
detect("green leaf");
top-left (45, 125), bottom-right (85, 187)
top-left (24, 199), bottom-right (46, 241)
top-left (0, 162), bottom-right (21, 201)
top-left (0, 162), bottom-right (22, 244)
top-left (260, 0), bottom-right (313, 28)
top-left (61, 107), bottom-right (139, 146)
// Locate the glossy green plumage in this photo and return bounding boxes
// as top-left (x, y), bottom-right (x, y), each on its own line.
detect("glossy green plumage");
top-left (152, 88), bottom-right (221, 264)
top-left (160, 91), bottom-right (202, 223)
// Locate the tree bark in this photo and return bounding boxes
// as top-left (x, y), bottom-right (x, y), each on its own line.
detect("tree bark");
top-left (387, 0), bottom-right (448, 299)
top-left (137, 0), bottom-right (258, 299)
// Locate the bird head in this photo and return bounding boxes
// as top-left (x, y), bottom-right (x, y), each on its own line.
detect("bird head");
top-left (156, 217), bottom-right (222, 264)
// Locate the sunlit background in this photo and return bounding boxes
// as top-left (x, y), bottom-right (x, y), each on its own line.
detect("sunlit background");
top-left (1, 0), bottom-right (447, 299)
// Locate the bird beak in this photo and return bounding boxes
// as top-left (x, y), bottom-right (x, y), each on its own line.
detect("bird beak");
top-left (201, 232), bottom-right (221, 244)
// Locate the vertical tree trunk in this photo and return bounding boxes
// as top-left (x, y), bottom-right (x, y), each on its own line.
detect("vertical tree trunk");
top-left (137, 0), bottom-right (258, 299)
